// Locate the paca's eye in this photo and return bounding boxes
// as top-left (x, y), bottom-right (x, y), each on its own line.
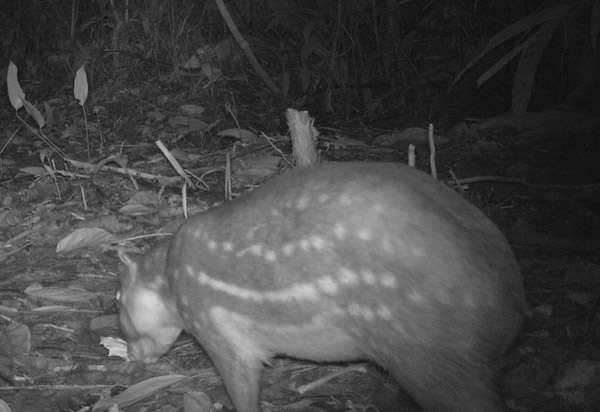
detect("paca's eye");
top-left (115, 291), bottom-right (121, 300)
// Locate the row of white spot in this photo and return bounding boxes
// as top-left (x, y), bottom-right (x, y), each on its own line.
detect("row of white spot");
top-left (177, 262), bottom-right (398, 304)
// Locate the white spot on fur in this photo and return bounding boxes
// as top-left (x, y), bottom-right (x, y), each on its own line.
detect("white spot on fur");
top-left (296, 197), bottom-right (309, 210)
top-left (197, 271), bottom-right (321, 302)
top-left (264, 283), bottom-right (319, 301)
top-left (392, 321), bottom-right (407, 335)
top-left (222, 242), bottom-right (234, 252)
top-left (299, 238), bottom-right (310, 251)
top-left (377, 305), bottom-right (392, 320)
top-left (407, 290), bottom-right (424, 303)
top-left (236, 244), bottom-right (263, 258)
top-left (207, 240), bottom-right (217, 251)
top-left (317, 276), bottom-right (338, 294)
top-left (250, 244), bottom-right (263, 256)
top-left (357, 228), bottom-right (372, 241)
top-left (282, 243), bottom-right (295, 256)
top-left (197, 270), bottom-right (207, 280)
top-left (348, 303), bottom-right (361, 317)
top-left (361, 306), bottom-right (374, 321)
top-left (184, 265), bottom-right (195, 277)
top-left (180, 293), bottom-right (189, 307)
top-left (333, 223), bottom-right (347, 240)
top-left (380, 273), bottom-right (397, 288)
top-left (264, 250), bottom-right (277, 262)
top-left (339, 194), bottom-right (353, 206)
top-left (338, 268), bottom-right (359, 285)
top-left (198, 272), bottom-right (265, 301)
top-left (311, 236), bottom-right (326, 250)
top-left (361, 270), bottom-right (376, 285)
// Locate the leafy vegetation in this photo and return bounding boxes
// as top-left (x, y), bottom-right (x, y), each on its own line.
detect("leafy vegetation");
top-left (2, 0), bottom-right (599, 117)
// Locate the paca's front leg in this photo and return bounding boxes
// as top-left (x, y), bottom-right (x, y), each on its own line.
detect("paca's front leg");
top-left (200, 337), bottom-right (265, 412)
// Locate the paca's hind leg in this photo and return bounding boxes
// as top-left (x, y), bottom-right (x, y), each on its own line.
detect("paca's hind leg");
top-left (384, 351), bottom-right (508, 412)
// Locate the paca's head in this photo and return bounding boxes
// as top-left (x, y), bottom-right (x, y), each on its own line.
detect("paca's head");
top-left (117, 249), bottom-right (183, 364)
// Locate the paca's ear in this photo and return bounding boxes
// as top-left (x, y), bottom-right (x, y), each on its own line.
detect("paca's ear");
top-left (118, 248), bottom-right (138, 277)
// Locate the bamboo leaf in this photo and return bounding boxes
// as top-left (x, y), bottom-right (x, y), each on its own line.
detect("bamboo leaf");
top-left (511, 16), bottom-right (562, 115)
top-left (453, 3), bottom-right (573, 85)
top-left (477, 36), bottom-right (536, 86)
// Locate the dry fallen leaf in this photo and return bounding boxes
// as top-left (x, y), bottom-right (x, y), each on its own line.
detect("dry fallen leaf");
top-left (24, 285), bottom-right (96, 303)
top-left (56, 228), bottom-right (115, 253)
top-left (92, 375), bottom-right (188, 411)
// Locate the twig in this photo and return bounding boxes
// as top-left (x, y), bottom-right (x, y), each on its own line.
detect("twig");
top-left (448, 175), bottom-right (600, 190)
top-left (68, 159), bottom-right (183, 187)
top-left (214, 0), bottom-right (282, 96)
top-left (428, 123), bottom-right (437, 179)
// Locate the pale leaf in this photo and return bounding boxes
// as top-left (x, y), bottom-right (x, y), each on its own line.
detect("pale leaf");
top-left (200, 62), bottom-right (221, 80)
top-left (74, 65), bottom-right (89, 106)
top-left (217, 128), bottom-right (258, 143)
top-left (20, 167), bottom-right (48, 176)
top-left (0, 209), bottom-right (20, 226)
top-left (100, 336), bottom-right (129, 360)
top-left (31, 305), bottom-right (76, 312)
top-left (24, 286), bottom-right (95, 303)
top-left (56, 227), bottom-right (115, 253)
top-left (0, 322), bottom-right (31, 355)
top-left (180, 104), bottom-right (205, 116)
top-left (0, 306), bottom-right (18, 313)
top-left (22, 99), bottom-right (45, 128)
top-left (167, 115), bottom-right (208, 132)
top-left (118, 203), bottom-right (156, 215)
top-left (183, 392), bottom-right (212, 412)
top-left (126, 191), bottom-right (161, 206)
top-left (92, 375), bottom-right (187, 411)
top-left (7, 61), bottom-right (25, 110)
top-left (183, 54), bottom-right (201, 69)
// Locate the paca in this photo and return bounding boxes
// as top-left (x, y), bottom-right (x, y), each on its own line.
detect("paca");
top-left (117, 162), bottom-right (527, 412)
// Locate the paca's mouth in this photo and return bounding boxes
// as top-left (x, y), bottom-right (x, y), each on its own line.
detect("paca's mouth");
top-left (127, 337), bottom-right (168, 364)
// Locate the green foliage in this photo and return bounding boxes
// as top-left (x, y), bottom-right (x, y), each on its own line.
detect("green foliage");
top-left (2, 0), bottom-right (597, 115)
top-left (454, 0), bottom-right (600, 115)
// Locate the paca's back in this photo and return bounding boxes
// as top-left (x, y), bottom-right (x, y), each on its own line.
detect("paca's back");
top-left (119, 162), bottom-right (527, 412)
